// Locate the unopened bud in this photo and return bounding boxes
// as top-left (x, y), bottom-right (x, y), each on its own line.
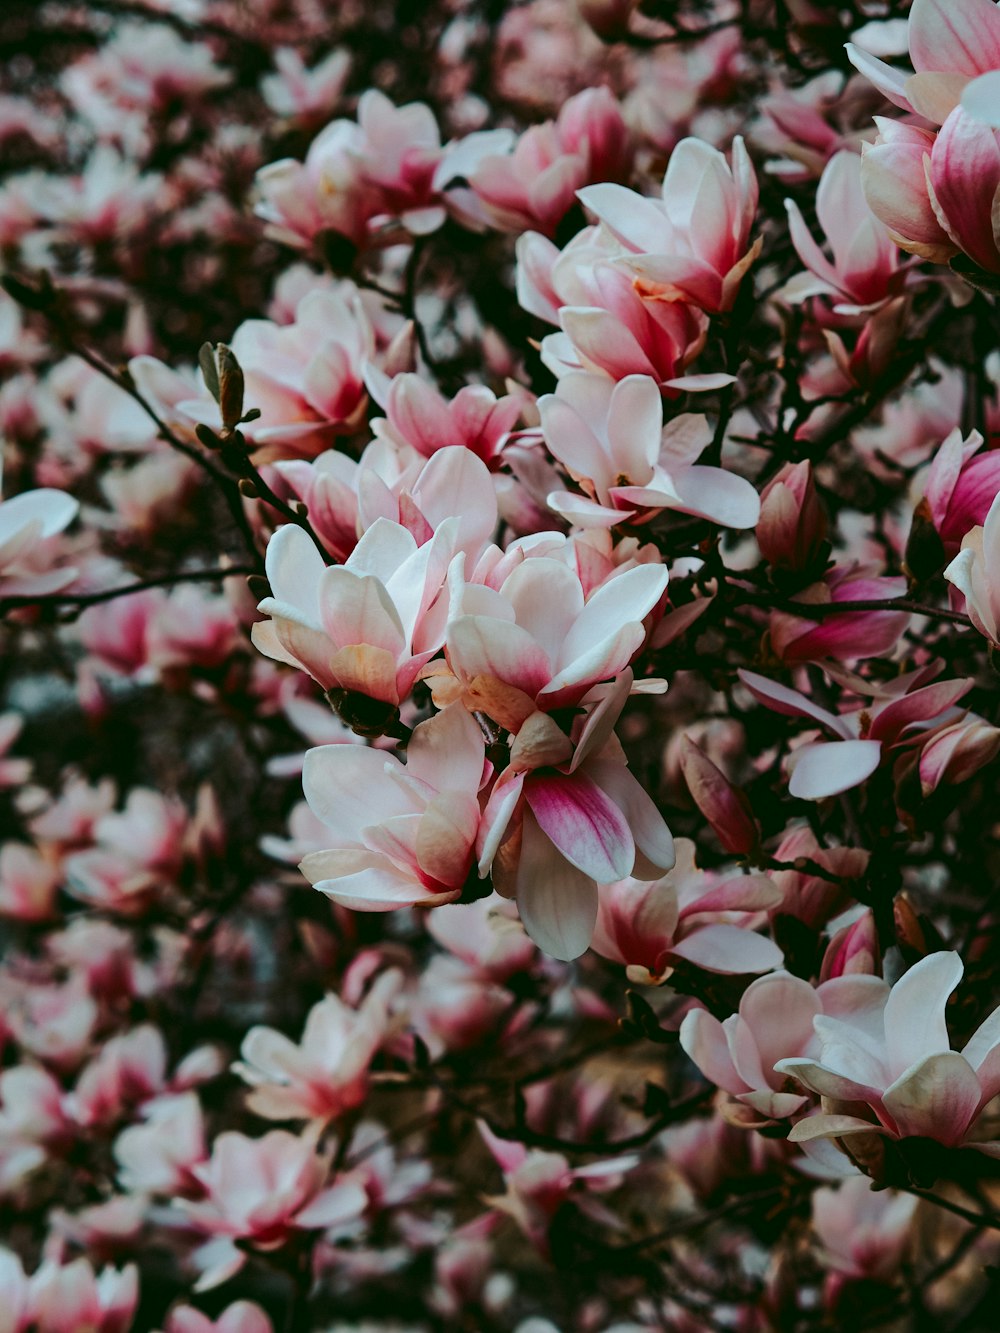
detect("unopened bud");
top-left (757, 461), bottom-right (827, 573)
top-left (678, 735), bottom-right (760, 858)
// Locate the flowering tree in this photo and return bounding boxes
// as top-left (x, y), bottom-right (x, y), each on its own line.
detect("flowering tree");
top-left (3, 0), bottom-right (1000, 1327)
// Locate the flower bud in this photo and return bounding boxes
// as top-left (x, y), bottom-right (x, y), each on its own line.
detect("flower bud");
top-left (919, 715), bottom-right (1000, 796)
top-left (820, 909), bottom-right (878, 981)
top-left (678, 736), bottom-right (760, 858)
top-left (757, 461), bottom-right (827, 573)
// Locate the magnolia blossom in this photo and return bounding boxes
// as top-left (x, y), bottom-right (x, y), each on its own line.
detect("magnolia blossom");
top-left (740, 667), bottom-right (973, 799)
top-left (0, 486), bottom-right (78, 599)
top-left (811, 1176), bottom-right (917, 1287)
top-left (945, 487), bottom-right (1000, 643)
top-left (846, 0), bottom-right (1000, 126)
top-left (0, 1251), bottom-right (139, 1333)
top-left (367, 370), bottom-right (520, 468)
top-left (539, 373), bottom-right (760, 530)
top-left (234, 971), bottom-right (398, 1122)
top-left (299, 703), bottom-right (487, 910)
top-left (252, 518), bottom-right (458, 717)
top-left (474, 676), bottom-right (675, 960)
top-left (757, 461), bottom-right (827, 572)
top-left (165, 1303), bottom-right (274, 1333)
top-left (466, 86), bottom-right (631, 236)
top-left (680, 970), bottom-right (889, 1127)
top-left (592, 838), bottom-right (782, 983)
top-left (577, 135), bottom-right (759, 313)
top-left (517, 228), bottom-right (729, 393)
top-left (779, 952), bottom-right (1000, 1151)
top-left (783, 150), bottom-right (905, 314)
top-left (184, 1126), bottom-right (367, 1285)
top-left (444, 550), bottom-right (669, 718)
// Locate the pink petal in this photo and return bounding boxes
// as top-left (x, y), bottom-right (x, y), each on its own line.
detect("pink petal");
top-left (881, 1051), bottom-right (981, 1145)
top-left (515, 809), bottom-right (598, 960)
top-left (788, 740), bottom-right (883, 800)
top-left (525, 771), bottom-right (634, 882)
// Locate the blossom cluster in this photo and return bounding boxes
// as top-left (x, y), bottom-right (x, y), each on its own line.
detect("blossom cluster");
top-left (3, 0), bottom-right (1000, 1328)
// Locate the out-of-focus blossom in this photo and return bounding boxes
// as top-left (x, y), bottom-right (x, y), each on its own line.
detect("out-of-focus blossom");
top-left (677, 737), bottom-right (760, 858)
top-left (234, 971), bottom-right (398, 1122)
top-left (918, 428), bottom-right (1000, 558)
top-left (165, 1303), bottom-right (274, 1333)
top-left (183, 1126), bottom-right (367, 1285)
top-left (539, 373), bottom-right (760, 530)
top-left (780, 952), bottom-right (1000, 1151)
top-left (114, 1092), bottom-right (207, 1196)
top-left (811, 1175), bottom-right (916, 1291)
top-left (0, 842), bottom-right (60, 921)
top-left (261, 48), bottom-right (351, 125)
top-left (466, 87), bottom-right (631, 236)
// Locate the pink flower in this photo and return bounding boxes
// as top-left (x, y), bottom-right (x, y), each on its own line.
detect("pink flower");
top-left (466, 87), bottom-right (631, 237)
top-left (592, 837), bottom-right (782, 984)
top-left (260, 48), bottom-right (351, 125)
top-left (165, 1303), bottom-right (273, 1333)
top-left (757, 461), bottom-right (828, 573)
top-left (184, 1126), bottom-right (367, 1254)
top-left (860, 119), bottom-right (956, 264)
top-left (783, 150), bottom-right (906, 313)
top-left (234, 971), bottom-right (398, 1122)
top-left (680, 970), bottom-right (888, 1127)
top-left (846, 0), bottom-right (1000, 126)
top-left (0, 843), bottom-right (60, 921)
top-left (539, 372), bottom-right (760, 530)
top-left (927, 108), bottom-right (1000, 274)
top-left (368, 370), bottom-right (520, 468)
top-left (252, 518), bottom-right (457, 718)
top-left (577, 135), bottom-right (760, 313)
top-left (518, 229), bottom-right (729, 394)
top-left (474, 679), bottom-right (675, 960)
top-left (920, 428), bottom-right (1000, 556)
top-left (114, 1092), bottom-right (207, 1196)
top-left (0, 487), bottom-right (78, 599)
top-left (917, 713), bottom-right (1000, 795)
top-left (25, 1254), bottom-right (138, 1333)
top-left (677, 737), bottom-right (760, 858)
top-left (768, 567), bottom-right (910, 664)
top-left (298, 703), bottom-right (487, 910)
top-left (811, 1176), bottom-right (916, 1285)
top-left (444, 550), bottom-right (669, 715)
top-left (740, 666), bottom-right (974, 800)
top-left (165, 1303), bottom-right (274, 1333)
top-left (779, 952), bottom-right (1000, 1150)
top-left (945, 489), bottom-right (1000, 643)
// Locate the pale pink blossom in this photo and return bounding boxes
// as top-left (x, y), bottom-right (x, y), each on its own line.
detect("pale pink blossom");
top-left (680, 970), bottom-right (888, 1127)
top-left (0, 713), bottom-right (30, 790)
top-left (165, 1302), bottom-right (274, 1333)
top-left (467, 87), bottom-right (631, 237)
top-left (183, 1126), bottom-right (367, 1275)
top-left (577, 135), bottom-right (759, 313)
top-left (444, 550), bottom-right (669, 716)
top-left (811, 1176), bottom-right (916, 1285)
top-left (783, 150), bottom-right (906, 313)
top-left (757, 461), bottom-right (828, 573)
top-left (252, 517), bottom-right (458, 715)
top-left (234, 971), bottom-right (398, 1122)
top-left (859, 119), bottom-right (956, 264)
top-left (740, 666), bottom-right (974, 799)
top-left (260, 48), bottom-right (351, 124)
top-left (25, 1254), bottom-right (138, 1333)
top-left (592, 838), bottom-right (782, 984)
top-left (927, 108), bottom-right (1000, 274)
top-left (846, 0), bottom-right (1000, 126)
top-left (779, 952), bottom-right (1000, 1150)
top-left (299, 703), bottom-right (487, 910)
top-left (945, 490), bottom-right (1000, 643)
top-left (114, 1092), bottom-right (207, 1196)
top-left (0, 843), bottom-right (60, 921)
top-left (517, 228), bottom-right (729, 394)
top-left (0, 487), bottom-right (79, 599)
top-left (539, 372), bottom-right (760, 530)
top-left (368, 370), bottom-right (520, 468)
